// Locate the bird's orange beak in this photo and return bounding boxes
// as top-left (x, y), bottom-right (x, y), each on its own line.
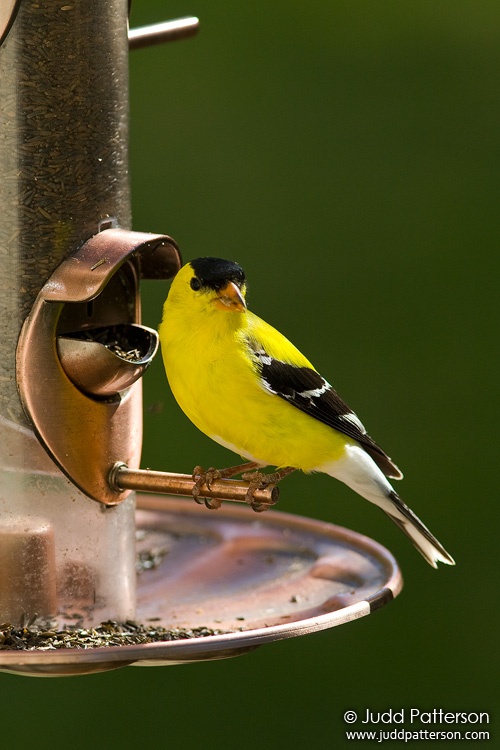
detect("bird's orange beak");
top-left (213, 281), bottom-right (247, 312)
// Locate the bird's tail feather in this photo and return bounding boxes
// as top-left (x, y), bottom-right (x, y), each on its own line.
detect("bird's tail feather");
top-left (385, 490), bottom-right (455, 568)
top-left (321, 447), bottom-right (455, 568)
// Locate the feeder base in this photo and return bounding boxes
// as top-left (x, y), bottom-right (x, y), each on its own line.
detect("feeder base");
top-left (0, 496), bottom-right (402, 676)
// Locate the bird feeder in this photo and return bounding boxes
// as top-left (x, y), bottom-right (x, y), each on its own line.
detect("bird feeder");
top-left (0, 1), bottom-right (402, 677)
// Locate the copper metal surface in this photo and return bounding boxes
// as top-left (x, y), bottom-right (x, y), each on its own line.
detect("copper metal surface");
top-left (110, 464), bottom-right (279, 510)
top-left (0, 0), bottom-right (20, 48)
top-left (0, 497), bottom-right (403, 676)
top-left (57, 324), bottom-right (159, 397)
top-left (16, 229), bottom-right (181, 505)
top-left (128, 17), bottom-right (200, 50)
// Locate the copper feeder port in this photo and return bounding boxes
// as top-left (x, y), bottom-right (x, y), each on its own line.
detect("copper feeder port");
top-left (16, 229), bottom-right (181, 506)
top-left (57, 323), bottom-right (159, 398)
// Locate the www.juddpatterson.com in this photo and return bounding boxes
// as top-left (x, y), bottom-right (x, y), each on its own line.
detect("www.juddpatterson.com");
top-left (342, 709), bottom-right (490, 742)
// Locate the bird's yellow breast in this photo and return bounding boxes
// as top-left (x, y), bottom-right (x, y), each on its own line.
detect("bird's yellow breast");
top-left (159, 298), bottom-right (349, 471)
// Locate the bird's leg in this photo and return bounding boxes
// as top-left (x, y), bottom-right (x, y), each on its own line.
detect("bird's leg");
top-left (192, 462), bottom-right (262, 509)
top-left (241, 466), bottom-right (296, 511)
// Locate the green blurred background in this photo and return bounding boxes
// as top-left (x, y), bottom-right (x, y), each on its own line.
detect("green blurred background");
top-left (3, 1), bottom-right (498, 747)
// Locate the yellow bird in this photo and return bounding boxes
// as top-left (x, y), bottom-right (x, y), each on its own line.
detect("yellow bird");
top-left (159, 257), bottom-right (454, 568)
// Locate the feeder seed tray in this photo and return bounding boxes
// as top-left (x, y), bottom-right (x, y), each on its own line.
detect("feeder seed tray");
top-left (0, 496), bottom-right (402, 676)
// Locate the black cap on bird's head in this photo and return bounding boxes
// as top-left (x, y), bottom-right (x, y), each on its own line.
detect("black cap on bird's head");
top-left (189, 257), bottom-right (245, 291)
top-left (188, 257), bottom-right (247, 312)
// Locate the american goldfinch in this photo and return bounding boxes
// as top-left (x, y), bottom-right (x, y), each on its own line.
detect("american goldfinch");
top-left (159, 257), bottom-right (454, 568)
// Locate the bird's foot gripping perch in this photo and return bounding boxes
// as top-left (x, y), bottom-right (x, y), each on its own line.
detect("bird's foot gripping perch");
top-left (191, 463), bottom-right (294, 512)
top-left (191, 462), bottom-right (260, 509)
top-left (241, 467), bottom-right (296, 509)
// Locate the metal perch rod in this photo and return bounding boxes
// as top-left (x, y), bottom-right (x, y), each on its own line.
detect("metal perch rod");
top-left (109, 463), bottom-right (279, 510)
top-left (128, 17), bottom-right (200, 50)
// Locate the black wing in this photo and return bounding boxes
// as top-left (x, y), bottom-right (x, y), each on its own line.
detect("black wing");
top-left (247, 338), bottom-right (402, 479)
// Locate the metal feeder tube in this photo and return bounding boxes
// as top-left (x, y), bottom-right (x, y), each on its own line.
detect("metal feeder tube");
top-left (0, 0), bottom-right (136, 628)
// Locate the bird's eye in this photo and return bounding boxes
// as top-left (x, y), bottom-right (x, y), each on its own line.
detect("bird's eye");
top-left (190, 277), bottom-right (202, 291)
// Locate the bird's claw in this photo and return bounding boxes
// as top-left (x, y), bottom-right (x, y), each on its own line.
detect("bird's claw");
top-left (241, 466), bottom-right (295, 512)
top-left (241, 470), bottom-right (272, 512)
top-left (191, 466), bottom-right (223, 510)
